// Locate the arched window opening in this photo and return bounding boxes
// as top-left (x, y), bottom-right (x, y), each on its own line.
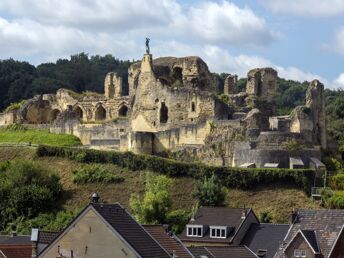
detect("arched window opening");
top-left (50, 109), bottom-right (61, 122)
top-left (160, 102), bottom-right (168, 123)
top-left (191, 102), bottom-right (196, 112)
top-left (74, 106), bottom-right (83, 120)
top-left (172, 67), bottom-right (183, 82)
top-left (118, 105), bottom-right (128, 117)
top-left (95, 105), bottom-right (106, 121)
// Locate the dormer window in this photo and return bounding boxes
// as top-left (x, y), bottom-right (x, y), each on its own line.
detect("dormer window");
top-left (210, 226), bottom-right (227, 239)
top-left (186, 225), bottom-right (203, 237)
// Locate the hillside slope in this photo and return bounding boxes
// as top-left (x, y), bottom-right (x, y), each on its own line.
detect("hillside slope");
top-left (0, 147), bottom-right (320, 223)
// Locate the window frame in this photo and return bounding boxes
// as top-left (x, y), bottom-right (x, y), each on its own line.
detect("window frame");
top-left (209, 226), bottom-right (227, 239)
top-left (186, 225), bottom-right (203, 237)
top-left (294, 249), bottom-right (306, 258)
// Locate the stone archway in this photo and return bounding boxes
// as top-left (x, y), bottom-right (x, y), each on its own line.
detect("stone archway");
top-left (95, 105), bottom-right (106, 121)
top-left (118, 105), bottom-right (128, 117)
top-left (74, 106), bottom-right (84, 120)
top-left (49, 109), bottom-right (61, 122)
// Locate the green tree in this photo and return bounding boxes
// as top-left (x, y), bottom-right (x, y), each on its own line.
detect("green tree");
top-left (130, 172), bottom-right (172, 224)
top-left (193, 174), bottom-right (226, 206)
top-left (0, 161), bottom-right (62, 231)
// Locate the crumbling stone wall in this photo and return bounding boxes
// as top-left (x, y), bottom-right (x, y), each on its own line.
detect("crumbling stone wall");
top-left (224, 74), bottom-right (238, 95)
top-left (104, 72), bottom-right (123, 98)
top-left (246, 68), bottom-right (277, 102)
top-left (306, 80), bottom-right (327, 149)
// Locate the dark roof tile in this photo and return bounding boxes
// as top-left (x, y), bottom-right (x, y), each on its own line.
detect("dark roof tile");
top-left (189, 246), bottom-right (257, 258)
top-left (143, 225), bottom-right (192, 258)
top-left (301, 230), bottom-right (320, 253)
top-left (241, 223), bottom-right (289, 258)
top-left (92, 203), bottom-right (171, 258)
top-left (37, 231), bottom-right (59, 245)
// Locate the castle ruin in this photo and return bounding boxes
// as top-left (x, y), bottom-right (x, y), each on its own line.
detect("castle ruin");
top-left (0, 51), bottom-right (327, 169)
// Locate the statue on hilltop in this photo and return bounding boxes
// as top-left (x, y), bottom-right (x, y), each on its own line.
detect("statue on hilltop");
top-left (145, 38), bottom-right (150, 54)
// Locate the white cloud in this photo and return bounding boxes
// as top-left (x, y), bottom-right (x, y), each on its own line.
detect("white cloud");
top-left (334, 73), bottom-right (344, 88)
top-left (334, 28), bottom-right (344, 54)
top-left (182, 1), bottom-right (276, 45)
top-left (260, 0), bottom-right (344, 17)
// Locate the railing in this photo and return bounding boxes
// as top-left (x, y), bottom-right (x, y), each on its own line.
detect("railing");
top-left (311, 187), bottom-right (332, 198)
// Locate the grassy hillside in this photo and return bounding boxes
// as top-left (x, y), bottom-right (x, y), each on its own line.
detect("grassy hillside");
top-left (0, 147), bottom-right (320, 224)
top-left (0, 127), bottom-right (81, 146)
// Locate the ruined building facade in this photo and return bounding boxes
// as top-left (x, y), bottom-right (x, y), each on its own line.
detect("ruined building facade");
top-left (0, 52), bottom-right (327, 169)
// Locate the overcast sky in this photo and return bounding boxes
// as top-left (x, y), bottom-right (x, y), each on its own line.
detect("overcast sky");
top-left (0, 0), bottom-right (344, 88)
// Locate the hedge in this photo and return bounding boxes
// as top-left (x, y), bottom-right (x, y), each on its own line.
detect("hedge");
top-left (36, 145), bottom-right (316, 194)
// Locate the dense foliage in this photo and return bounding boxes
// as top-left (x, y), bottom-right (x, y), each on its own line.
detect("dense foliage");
top-left (72, 164), bottom-right (125, 184)
top-left (193, 174), bottom-right (226, 206)
top-left (130, 172), bottom-right (172, 224)
top-left (0, 54), bottom-right (132, 111)
top-left (36, 145), bottom-right (316, 194)
top-left (0, 160), bottom-right (62, 231)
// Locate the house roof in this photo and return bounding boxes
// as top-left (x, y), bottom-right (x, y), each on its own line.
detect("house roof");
top-left (279, 209), bottom-right (344, 257)
top-left (39, 203), bottom-right (171, 258)
top-left (37, 231), bottom-right (59, 245)
top-left (180, 207), bottom-right (252, 243)
top-left (0, 236), bottom-right (31, 245)
top-left (143, 225), bottom-right (193, 258)
top-left (241, 223), bottom-right (290, 258)
top-left (189, 246), bottom-right (258, 258)
top-left (91, 203), bottom-right (171, 258)
top-left (0, 245), bottom-right (32, 258)
top-left (301, 230), bottom-right (320, 253)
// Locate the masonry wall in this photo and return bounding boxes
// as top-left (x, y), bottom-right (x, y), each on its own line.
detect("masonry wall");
top-left (39, 209), bottom-right (137, 258)
top-left (232, 141), bottom-right (321, 168)
top-left (284, 234), bottom-right (315, 258)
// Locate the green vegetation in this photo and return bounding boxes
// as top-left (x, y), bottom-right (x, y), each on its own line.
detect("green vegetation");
top-left (4, 100), bottom-right (25, 112)
top-left (0, 147), bottom-right (320, 226)
top-left (0, 125), bottom-right (81, 146)
top-left (284, 139), bottom-right (305, 151)
top-left (0, 54), bottom-right (133, 112)
top-left (0, 160), bottom-right (62, 232)
top-left (72, 164), bottom-right (125, 184)
top-left (193, 174), bottom-right (226, 206)
top-left (36, 145), bottom-right (316, 194)
top-left (130, 172), bottom-right (172, 224)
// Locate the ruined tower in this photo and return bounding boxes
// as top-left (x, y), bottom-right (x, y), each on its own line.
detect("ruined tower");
top-left (306, 80), bottom-right (327, 149)
top-left (246, 68), bottom-right (277, 102)
top-left (104, 72), bottom-right (123, 98)
top-left (224, 74), bottom-right (238, 95)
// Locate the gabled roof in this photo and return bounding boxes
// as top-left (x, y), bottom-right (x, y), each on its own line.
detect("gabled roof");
top-left (241, 223), bottom-right (290, 258)
top-left (180, 207), bottom-right (257, 243)
top-left (189, 246), bottom-right (258, 258)
top-left (301, 230), bottom-right (320, 253)
top-left (279, 209), bottom-right (344, 258)
top-left (39, 203), bottom-right (171, 258)
top-left (143, 225), bottom-right (193, 258)
top-left (37, 231), bottom-right (59, 245)
top-left (0, 245), bottom-right (32, 258)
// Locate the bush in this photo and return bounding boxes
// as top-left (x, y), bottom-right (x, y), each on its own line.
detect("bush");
top-left (72, 164), bottom-right (125, 184)
top-left (36, 146), bottom-right (316, 194)
top-left (130, 172), bottom-right (172, 224)
top-left (4, 100), bottom-right (25, 113)
top-left (0, 160), bottom-right (62, 231)
top-left (166, 209), bottom-right (191, 234)
top-left (193, 174), bottom-right (226, 206)
top-left (323, 191), bottom-right (344, 209)
top-left (329, 174), bottom-right (344, 190)
top-left (259, 210), bottom-right (273, 223)
top-left (322, 157), bottom-right (343, 172)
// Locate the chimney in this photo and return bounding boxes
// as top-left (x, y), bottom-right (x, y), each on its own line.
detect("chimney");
top-left (31, 228), bottom-right (38, 258)
top-left (91, 193), bottom-right (100, 204)
top-left (11, 231), bottom-right (17, 237)
top-left (291, 209), bottom-right (298, 224)
top-left (241, 207), bottom-right (247, 220)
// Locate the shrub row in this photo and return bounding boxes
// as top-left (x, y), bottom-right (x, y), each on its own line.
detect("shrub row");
top-left (72, 164), bottom-right (125, 184)
top-left (36, 145), bottom-right (315, 194)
